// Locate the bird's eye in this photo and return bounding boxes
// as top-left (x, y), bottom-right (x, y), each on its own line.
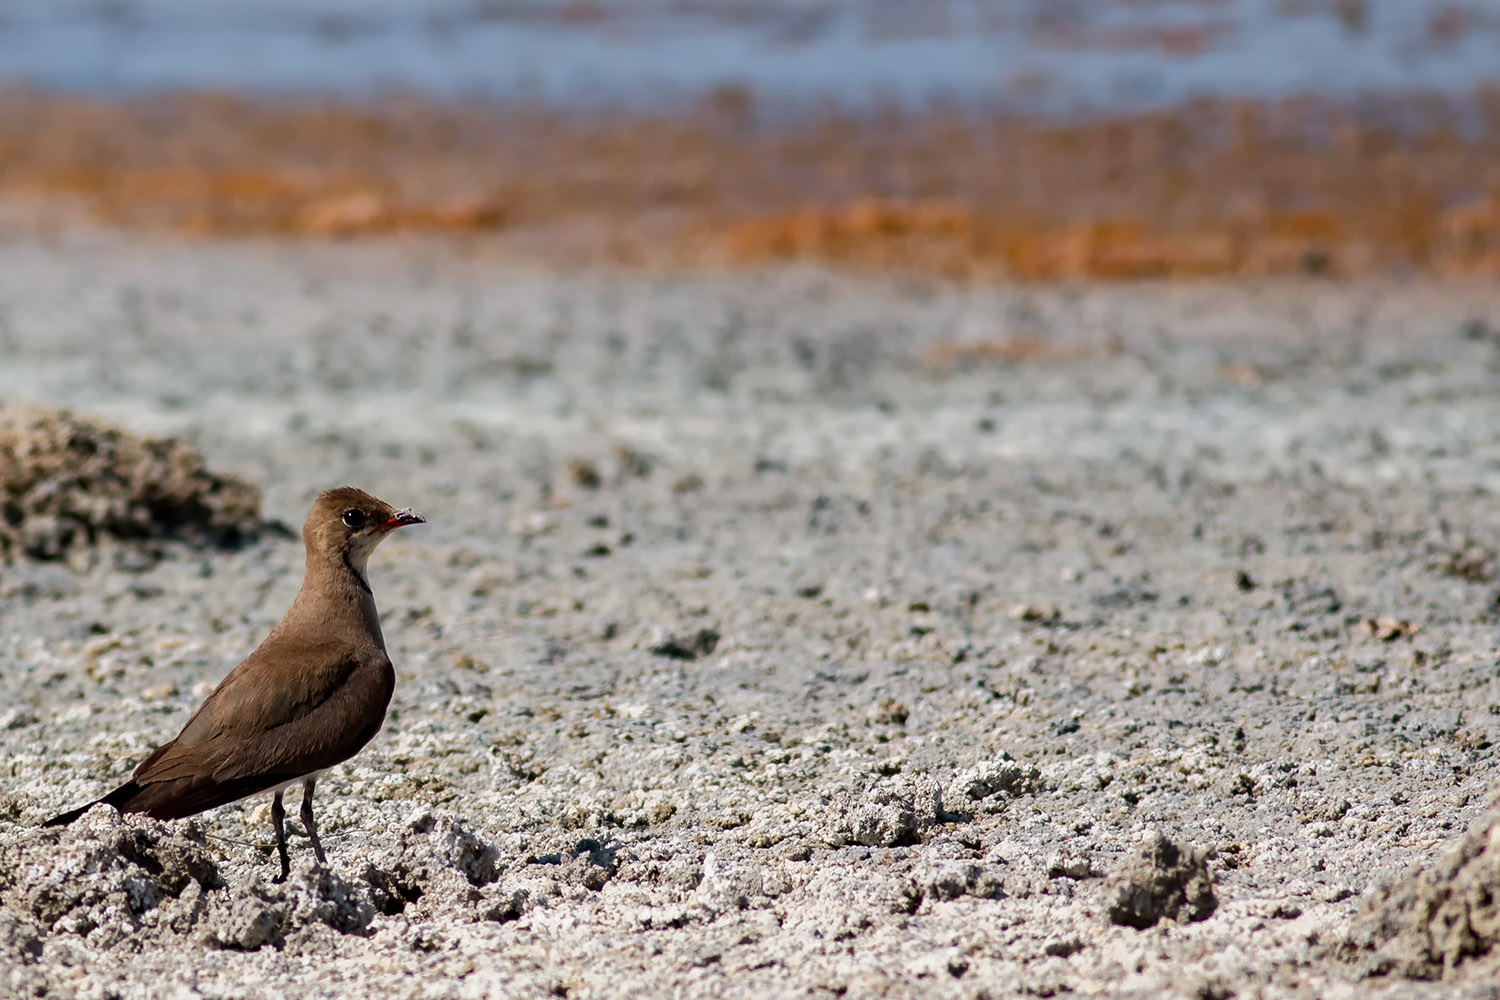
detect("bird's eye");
top-left (342, 509), bottom-right (367, 529)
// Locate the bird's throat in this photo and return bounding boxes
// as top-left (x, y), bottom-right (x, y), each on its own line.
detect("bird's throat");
top-left (343, 549), bottom-right (373, 595)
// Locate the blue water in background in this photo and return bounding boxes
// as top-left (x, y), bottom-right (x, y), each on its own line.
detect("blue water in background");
top-left (0, 0), bottom-right (1494, 109)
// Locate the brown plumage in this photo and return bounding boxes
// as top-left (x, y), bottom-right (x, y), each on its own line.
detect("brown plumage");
top-left (44, 486), bottom-right (425, 881)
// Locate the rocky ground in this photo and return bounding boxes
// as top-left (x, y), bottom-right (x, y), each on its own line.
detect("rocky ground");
top-left (0, 232), bottom-right (1499, 997)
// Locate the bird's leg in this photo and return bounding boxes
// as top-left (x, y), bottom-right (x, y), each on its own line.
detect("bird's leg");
top-left (271, 790), bottom-right (290, 883)
top-left (301, 777), bottom-right (327, 865)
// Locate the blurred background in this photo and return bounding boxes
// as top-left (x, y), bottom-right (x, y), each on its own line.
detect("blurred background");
top-left (0, 0), bottom-right (1497, 278)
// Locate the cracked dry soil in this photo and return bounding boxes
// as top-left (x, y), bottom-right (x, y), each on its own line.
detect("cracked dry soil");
top-left (1, 236), bottom-right (1499, 997)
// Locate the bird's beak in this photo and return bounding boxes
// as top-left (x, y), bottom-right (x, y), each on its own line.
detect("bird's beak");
top-left (377, 508), bottom-right (426, 532)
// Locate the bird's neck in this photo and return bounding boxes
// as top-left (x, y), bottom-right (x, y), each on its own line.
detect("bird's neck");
top-left (288, 550), bottom-right (389, 653)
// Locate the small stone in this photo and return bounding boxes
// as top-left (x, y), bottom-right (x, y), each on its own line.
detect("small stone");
top-left (1104, 832), bottom-right (1216, 928)
top-left (948, 754), bottom-right (1043, 804)
top-left (203, 888), bottom-right (284, 951)
top-left (0, 707), bottom-right (37, 730)
top-left (829, 779), bottom-right (943, 848)
top-left (922, 862), bottom-right (1005, 901)
top-left (647, 627), bottom-right (720, 660)
top-left (1046, 854), bottom-right (1099, 880)
top-left (1361, 616), bottom-right (1419, 641)
top-left (867, 697), bottom-right (909, 727)
top-left (566, 458), bottom-right (603, 490)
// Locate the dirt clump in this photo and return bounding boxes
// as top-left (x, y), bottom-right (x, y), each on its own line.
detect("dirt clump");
top-left (0, 809), bottom-right (221, 949)
top-left (1105, 831), bottom-right (1217, 928)
top-left (0, 405), bottom-right (267, 564)
top-left (1354, 805), bottom-right (1500, 981)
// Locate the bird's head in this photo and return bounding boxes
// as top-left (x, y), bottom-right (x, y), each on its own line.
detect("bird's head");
top-left (304, 486), bottom-right (425, 584)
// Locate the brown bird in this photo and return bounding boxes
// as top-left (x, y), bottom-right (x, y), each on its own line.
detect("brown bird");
top-left (44, 486), bottom-right (425, 882)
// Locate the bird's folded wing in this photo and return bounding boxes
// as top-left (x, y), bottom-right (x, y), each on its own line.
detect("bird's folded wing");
top-left (131, 641), bottom-right (395, 792)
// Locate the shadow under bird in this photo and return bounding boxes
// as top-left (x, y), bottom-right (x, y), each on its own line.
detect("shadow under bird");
top-left (43, 486), bottom-right (425, 881)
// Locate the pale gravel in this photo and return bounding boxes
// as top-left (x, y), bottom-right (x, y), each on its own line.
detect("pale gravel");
top-left (0, 232), bottom-right (1498, 997)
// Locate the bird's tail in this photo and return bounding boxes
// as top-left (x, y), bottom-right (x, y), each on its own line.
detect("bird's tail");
top-left (41, 781), bottom-right (144, 827)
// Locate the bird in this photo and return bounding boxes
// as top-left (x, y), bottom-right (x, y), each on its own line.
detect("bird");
top-left (43, 486), bottom-right (425, 882)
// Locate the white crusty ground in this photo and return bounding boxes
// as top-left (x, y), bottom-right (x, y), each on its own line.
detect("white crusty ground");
top-left (1, 233), bottom-right (1499, 998)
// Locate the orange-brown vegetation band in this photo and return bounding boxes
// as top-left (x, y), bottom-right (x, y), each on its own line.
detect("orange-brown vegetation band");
top-left (1, 88), bottom-right (1497, 279)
